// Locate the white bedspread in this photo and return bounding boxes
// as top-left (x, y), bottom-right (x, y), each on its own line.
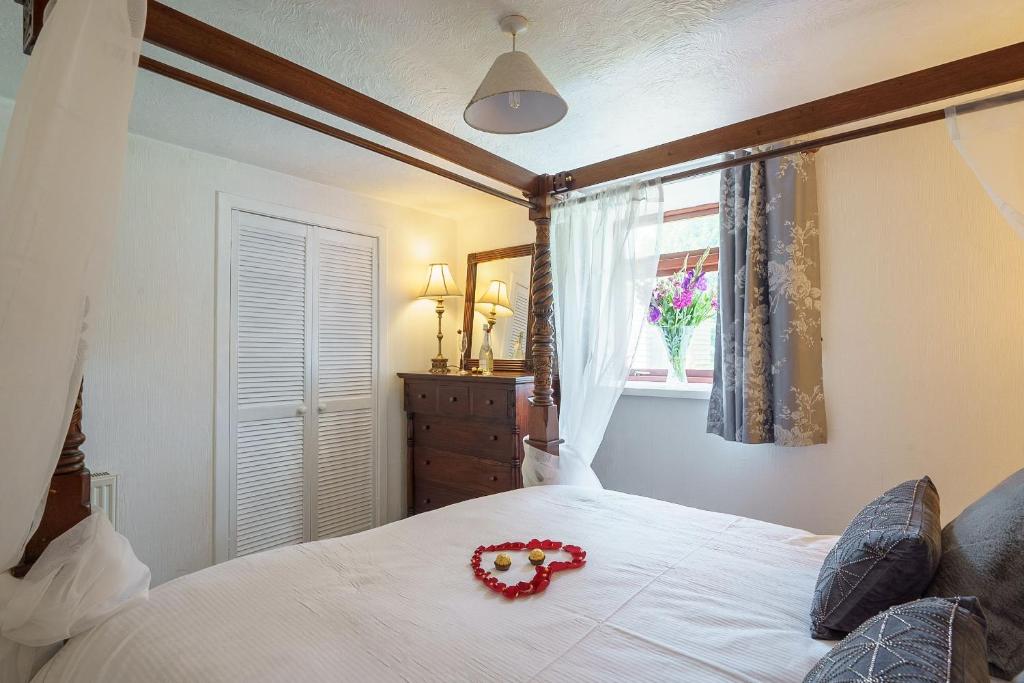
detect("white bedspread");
top-left (36, 486), bottom-right (845, 682)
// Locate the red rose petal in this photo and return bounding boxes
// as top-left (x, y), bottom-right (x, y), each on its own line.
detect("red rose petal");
top-left (471, 540), bottom-right (584, 599)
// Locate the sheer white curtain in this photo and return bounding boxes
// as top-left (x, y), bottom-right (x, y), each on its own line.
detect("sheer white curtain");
top-left (947, 91), bottom-right (1024, 240)
top-left (0, 0), bottom-right (149, 679)
top-left (523, 180), bottom-right (663, 487)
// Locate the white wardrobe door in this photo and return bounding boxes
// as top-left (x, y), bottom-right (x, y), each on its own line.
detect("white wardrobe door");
top-left (313, 227), bottom-right (378, 539)
top-left (231, 211), bottom-right (310, 557)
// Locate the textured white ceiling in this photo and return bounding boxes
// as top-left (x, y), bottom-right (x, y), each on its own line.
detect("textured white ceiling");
top-left (1, 0), bottom-right (1022, 217)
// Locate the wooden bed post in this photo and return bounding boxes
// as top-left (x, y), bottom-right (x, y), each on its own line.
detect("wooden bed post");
top-left (525, 175), bottom-right (560, 455)
top-left (10, 381), bottom-right (92, 577)
top-left (15, 0), bottom-right (48, 54)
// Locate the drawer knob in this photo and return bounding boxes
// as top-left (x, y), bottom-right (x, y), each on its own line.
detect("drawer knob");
top-left (489, 435), bottom-right (498, 441)
top-left (423, 425), bottom-right (431, 431)
top-left (424, 460), bottom-right (431, 466)
top-left (424, 498), bottom-right (431, 504)
top-left (449, 396), bottom-right (458, 402)
top-left (490, 476), bottom-right (499, 482)
top-left (486, 399), bottom-right (494, 405)
top-left (419, 393), bottom-right (427, 399)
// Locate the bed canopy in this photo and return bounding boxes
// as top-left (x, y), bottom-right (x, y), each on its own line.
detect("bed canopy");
top-left (8, 0), bottom-right (1024, 574)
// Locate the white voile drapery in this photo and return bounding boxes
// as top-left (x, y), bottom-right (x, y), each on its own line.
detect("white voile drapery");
top-left (946, 92), bottom-right (1024, 240)
top-left (523, 180), bottom-right (663, 487)
top-left (0, 0), bottom-right (150, 679)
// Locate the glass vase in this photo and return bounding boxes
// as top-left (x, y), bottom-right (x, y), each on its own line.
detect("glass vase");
top-left (479, 324), bottom-right (494, 375)
top-left (660, 325), bottom-right (696, 384)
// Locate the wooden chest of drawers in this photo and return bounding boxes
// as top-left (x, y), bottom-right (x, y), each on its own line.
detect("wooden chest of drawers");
top-left (398, 372), bottom-right (534, 515)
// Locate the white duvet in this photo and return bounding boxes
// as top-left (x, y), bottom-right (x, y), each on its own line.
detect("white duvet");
top-left (37, 486), bottom-right (849, 682)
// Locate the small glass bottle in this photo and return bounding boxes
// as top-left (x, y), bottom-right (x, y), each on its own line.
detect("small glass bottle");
top-left (479, 324), bottom-right (494, 375)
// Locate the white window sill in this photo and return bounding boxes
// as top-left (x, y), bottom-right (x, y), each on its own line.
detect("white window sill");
top-left (621, 381), bottom-right (712, 400)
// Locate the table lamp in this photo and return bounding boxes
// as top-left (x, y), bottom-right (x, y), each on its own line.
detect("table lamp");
top-left (475, 280), bottom-right (514, 329)
top-left (418, 263), bottom-right (461, 374)
top-left (474, 280), bottom-right (513, 374)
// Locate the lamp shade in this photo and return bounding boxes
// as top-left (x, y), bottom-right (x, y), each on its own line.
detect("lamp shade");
top-left (464, 51), bottom-right (568, 134)
top-left (475, 279), bottom-right (514, 317)
top-left (418, 263), bottom-right (461, 299)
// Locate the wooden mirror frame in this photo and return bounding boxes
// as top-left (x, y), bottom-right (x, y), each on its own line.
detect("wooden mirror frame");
top-left (462, 244), bottom-right (535, 373)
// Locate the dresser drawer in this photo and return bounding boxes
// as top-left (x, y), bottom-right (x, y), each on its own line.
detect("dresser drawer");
top-left (436, 383), bottom-right (469, 417)
top-left (413, 415), bottom-right (517, 462)
top-left (406, 382), bottom-right (437, 413)
top-left (414, 447), bottom-right (514, 496)
top-left (413, 480), bottom-right (474, 514)
top-left (470, 384), bottom-right (511, 420)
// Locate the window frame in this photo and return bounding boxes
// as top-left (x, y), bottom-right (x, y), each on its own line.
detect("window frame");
top-left (629, 202), bottom-right (720, 385)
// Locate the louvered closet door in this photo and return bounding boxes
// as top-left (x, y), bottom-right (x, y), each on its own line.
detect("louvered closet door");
top-left (230, 211), bottom-right (311, 557)
top-left (313, 227), bottom-right (378, 539)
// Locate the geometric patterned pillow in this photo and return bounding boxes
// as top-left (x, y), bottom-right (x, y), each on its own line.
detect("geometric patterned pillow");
top-left (810, 476), bottom-right (942, 639)
top-left (803, 597), bottom-right (989, 683)
top-left (926, 467), bottom-right (1024, 679)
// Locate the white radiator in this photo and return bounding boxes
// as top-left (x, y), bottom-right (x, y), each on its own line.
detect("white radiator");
top-left (91, 472), bottom-right (118, 530)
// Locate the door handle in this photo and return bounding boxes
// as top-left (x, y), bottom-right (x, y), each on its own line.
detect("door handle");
top-left (318, 402), bottom-right (327, 414)
top-left (296, 404), bottom-right (308, 416)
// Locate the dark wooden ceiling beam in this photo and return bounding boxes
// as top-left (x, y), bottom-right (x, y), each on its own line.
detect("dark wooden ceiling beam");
top-left (138, 57), bottom-right (535, 208)
top-left (142, 1), bottom-right (539, 193)
top-left (561, 41), bottom-right (1024, 192)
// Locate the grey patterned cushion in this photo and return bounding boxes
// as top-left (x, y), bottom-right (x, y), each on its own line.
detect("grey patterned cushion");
top-left (804, 597), bottom-right (989, 683)
top-left (926, 468), bottom-right (1024, 679)
top-left (810, 476), bottom-right (942, 639)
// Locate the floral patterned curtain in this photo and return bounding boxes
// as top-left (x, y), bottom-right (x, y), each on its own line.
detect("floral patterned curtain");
top-left (707, 151), bottom-right (827, 446)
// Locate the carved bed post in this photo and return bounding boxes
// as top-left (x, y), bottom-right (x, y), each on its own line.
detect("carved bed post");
top-left (525, 175), bottom-right (560, 455)
top-left (10, 381), bottom-right (92, 577)
top-left (15, 0), bottom-right (49, 55)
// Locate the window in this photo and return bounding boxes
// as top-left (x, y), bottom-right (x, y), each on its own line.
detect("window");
top-left (630, 173), bottom-right (720, 384)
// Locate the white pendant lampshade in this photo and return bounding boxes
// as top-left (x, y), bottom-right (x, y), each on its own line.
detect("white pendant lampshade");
top-left (464, 15), bottom-right (567, 134)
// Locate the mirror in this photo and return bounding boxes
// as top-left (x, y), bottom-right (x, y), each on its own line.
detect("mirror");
top-left (462, 244), bottom-right (534, 372)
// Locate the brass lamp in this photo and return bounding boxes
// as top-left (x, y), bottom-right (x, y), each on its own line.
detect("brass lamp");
top-left (418, 264), bottom-right (461, 374)
top-left (474, 279), bottom-right (514, 329)
top-left (474, 280), bottom-right (513, 375)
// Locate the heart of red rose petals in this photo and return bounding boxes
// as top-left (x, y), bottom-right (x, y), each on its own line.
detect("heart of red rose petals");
top-left (470, 539), bottom-right (587, 600)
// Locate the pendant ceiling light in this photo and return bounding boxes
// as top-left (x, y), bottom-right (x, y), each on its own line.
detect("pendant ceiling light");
top-left (464, 15), bottom-right (568, 134)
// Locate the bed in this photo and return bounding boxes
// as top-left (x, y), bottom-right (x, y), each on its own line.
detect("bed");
top-left (35, 486), bottom-right (844, 682)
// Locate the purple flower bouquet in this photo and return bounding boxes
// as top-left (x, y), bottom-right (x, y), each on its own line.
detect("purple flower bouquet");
top-left (646, 249), bottom-right (718, 383)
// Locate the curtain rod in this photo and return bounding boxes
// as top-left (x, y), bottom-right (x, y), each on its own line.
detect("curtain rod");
top-left (138, 56), bottom-right (536, 210)
top-left (554, 87), bottom-right (1024, 193)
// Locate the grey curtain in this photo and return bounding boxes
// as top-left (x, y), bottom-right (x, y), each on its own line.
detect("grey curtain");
top-left (707, 151), bottom-right (827, 446)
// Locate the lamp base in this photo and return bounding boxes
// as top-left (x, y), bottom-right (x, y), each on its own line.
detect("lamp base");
top-left (429, 356), bottom-right (449, 374)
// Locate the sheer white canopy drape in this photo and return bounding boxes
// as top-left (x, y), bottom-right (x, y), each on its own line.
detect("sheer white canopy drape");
top-left (947, 91), bottom-right (1024, 240)
top-left (522, 180), bottom-right (663, 487)
top-left (0, 0), bottom-right (149, 679)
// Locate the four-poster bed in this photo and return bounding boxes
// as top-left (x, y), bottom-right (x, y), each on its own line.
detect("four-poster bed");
top-left (12, 0), bottom-right (1024, 574)
top-left (6, 3), bottom-right (1024, 679)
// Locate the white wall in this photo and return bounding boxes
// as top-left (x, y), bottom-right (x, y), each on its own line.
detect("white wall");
top-left (0, 97), bottom-right (459, 585)
top-left (455, 122), bottom-right (1024, 535)
top-left (593, 122), bottom-right (1024, 533)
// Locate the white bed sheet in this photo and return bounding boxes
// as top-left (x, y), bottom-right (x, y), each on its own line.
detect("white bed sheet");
top-left (31, 486), bottom-right (929, 681)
